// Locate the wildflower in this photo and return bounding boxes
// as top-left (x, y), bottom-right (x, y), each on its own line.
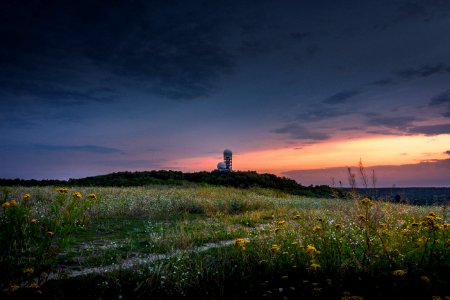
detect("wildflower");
top-left (273, 227), bottom-right (281, 233)
top-left (360, 197), bottom-right (374, 207)
top-left (293, 214), bottom-right (301, 220)
top-left (47, 231), bottom-right (55, 237)
top-left (9, 199), bottom-right (18, 206)
top-left (401, 228), bottom-right (410, 236)
top-left (309, 263), bottom-right (321, 271)
top-left (87, 193), bottom-right (97, 199)
top-left (443, 223), bottom-right (450, 230)
top-left (72, 191), bottom-right (83, 199)
top-left (31, 218), bottom-right (37, 224)
top-left (28, 282), bottom-right (40, 289)
top-left (281, 275), bottom-right (288, 279)
top-left (23, 267), bottom-right (34, 275)
top-left (392, 269), bottom-right (407, 277)
top-left (432, 296), bottom-right (442, 300)
top-left (313, 225), bottom-right (322, 233)
top-left (2, 201), bottom-right (11, 208)
top-left (271, 244), bottom-right (281, 253)
top-left (378, 223), bottom-right (387, 230)
top-left (234, 238), bottom-right (249, 250)
top-left (306, 244), bottom-right (320, 256)
top-left (8, 284), bottom-right (20, 292)
top-left (357, 214), bottom-right (366, 222)
top-left (335, 223), bottom-right (342, 230)
top-left (291, 241), bottom-right (298, 245)
top-left (56, 187), bottom-right (69, 193)
top-left (277, 220), bottom-right (286, 226)
top-left (420, 275), bottom-right (430, 285)
top-left (23, 193), bottom-right (31, 200)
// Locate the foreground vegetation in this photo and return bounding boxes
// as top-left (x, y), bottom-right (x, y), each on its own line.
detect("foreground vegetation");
top-left (1, 185), bottom-right (449, 299)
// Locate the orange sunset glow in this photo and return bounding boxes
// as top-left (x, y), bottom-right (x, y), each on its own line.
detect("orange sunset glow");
top-left (173, 134), bottom-right (450, 175)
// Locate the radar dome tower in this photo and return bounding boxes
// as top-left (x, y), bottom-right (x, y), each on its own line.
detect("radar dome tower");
top-left (223, 149), bottom-right (232, 171)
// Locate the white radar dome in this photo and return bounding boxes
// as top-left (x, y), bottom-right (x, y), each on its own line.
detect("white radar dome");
top-left (223, 149), bottom-right (232, 156)
top-left (217, 162), bottom-right (227, 169)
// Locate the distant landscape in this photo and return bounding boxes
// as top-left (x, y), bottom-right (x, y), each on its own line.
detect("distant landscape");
top-left (2, 170), bottom-right (449, 205)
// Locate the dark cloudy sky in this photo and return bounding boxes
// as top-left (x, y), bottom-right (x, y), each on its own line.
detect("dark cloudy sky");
top-left (1, 0), bottom-right (450, 186)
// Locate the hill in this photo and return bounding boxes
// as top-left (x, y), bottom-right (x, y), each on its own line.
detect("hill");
top-left (0, 170), bottom-right (343, 198)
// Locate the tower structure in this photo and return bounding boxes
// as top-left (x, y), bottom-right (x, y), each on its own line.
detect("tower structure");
top-left (223, 149), bottom-right (232, 171)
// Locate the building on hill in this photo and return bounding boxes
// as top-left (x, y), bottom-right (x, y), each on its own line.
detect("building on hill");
top-left (217, 149), bottom-right (232, 172)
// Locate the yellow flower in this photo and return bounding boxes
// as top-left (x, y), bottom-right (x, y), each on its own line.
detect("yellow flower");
top-left (357, 214), bottom-right (366, 222)
top-left (313, 225), bottom-right (322, 233)
top-left (47, 231), bottom-right (55, 237)
top-left (335, 224), bottom-right (342, 230)
top-left (87, 193), bottom-right (97, 199)
top-left (23, 267), bottom-right (34, 275)
top-left (291, 241), bottom-right (298, 245)
top-left (27, 282), bottom-right (40, 289)
top-left (72, 191), bottom-right (83, 199)
top-left (401, 228), bottom-right (410, 236)
top-left (293, 214), bottom-right (301, 220)
top-left (271, 244), bottom-right (281, 253)
top-left (432, 296), bottom-right (442, 300)
top-left (2, 201), bottom-right (11, 208)
top-left (56, 187), bottom-right (69, 193)
top-left (306, 244), bottom-right (320, 256)
top-left (235, 238), bottom-right (249, 247)
top-left (309, 263), bottom-right (321, 271)
top-left (392, 269), bottom-right (407, 277)
top-left (23, 193), bottom-right (31, 200)
top-left (31, 218), bottom-right (37, 224)
top-left (421, 213), bottom-right (443, 230)
top-left (235, 238), bottom-right (244, 247)
top-left (277, 220), bottom-right (286, 226)
top-left (9, 284), bottom-right (20, 292)
top-left (273, 227), bottom-right (281, 233)
top-left (360, 197), bottom-right (374, 207)
top-left (378, 223), bottom-right (387, 230)
top-left (9, 199), bottom-right (18, 206)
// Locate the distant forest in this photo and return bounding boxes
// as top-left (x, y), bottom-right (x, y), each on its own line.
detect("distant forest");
top-left (0, 170), bottom-right (343, 198)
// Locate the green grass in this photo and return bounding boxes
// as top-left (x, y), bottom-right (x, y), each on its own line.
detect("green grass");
top-left (1, 185), bottom-right (449, 299)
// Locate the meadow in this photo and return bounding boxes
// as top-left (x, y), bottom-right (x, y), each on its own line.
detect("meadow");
top-left (1, 185), bottom-right (449, 299)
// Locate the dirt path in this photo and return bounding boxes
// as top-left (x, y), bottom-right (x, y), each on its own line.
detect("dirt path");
top-left (46, 239), bottom-right (237, 281)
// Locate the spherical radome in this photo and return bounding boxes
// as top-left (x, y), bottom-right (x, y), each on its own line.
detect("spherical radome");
top-left (217, 162), bottom-right (227, 169)
top-left (223, 149), bottom-right (232, 156)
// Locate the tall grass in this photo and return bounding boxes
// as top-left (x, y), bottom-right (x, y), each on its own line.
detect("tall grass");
top-left (1, 186), bottom-right (449, 299)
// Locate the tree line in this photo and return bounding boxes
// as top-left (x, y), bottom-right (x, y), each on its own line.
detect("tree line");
top-left (0, 170), bottom-right (344, 198)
